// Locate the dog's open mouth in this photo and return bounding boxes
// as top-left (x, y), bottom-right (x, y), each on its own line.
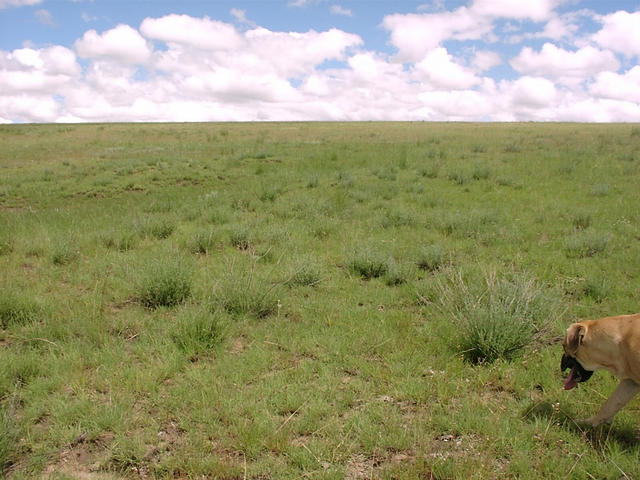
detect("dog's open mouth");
top-left (561, 354), bottom-right (594, 390)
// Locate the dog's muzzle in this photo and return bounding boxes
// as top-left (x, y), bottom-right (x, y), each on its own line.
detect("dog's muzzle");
top-left (561, 353), bottom-right (593, 390)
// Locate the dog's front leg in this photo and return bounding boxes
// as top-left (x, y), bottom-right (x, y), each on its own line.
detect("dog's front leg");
top-left (586, 379), bottom-right (640, 427)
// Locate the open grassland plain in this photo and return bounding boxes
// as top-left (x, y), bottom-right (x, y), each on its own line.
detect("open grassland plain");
top-left (1, 122), bottom-right (640, 479)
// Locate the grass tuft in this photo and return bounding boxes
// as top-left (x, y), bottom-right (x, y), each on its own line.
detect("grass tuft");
top-left (213, 263), bottom-right (280, 318)
top-left (384, 257), bottom-right (414, 286)
top-left (144, 218), bottom-right (176, 240)
top-left (581, 276), bottom-right (610, 303)
top-left (229, 225), bottom-right (253, 251)
top-left (0, 237), bottom-right (12, 256)
top-left (285, 256), bottom-right (323, 287)
top-left (0, 394), bottom-right (21, 475)
top-left (564, 230), bottom-right (609, 258)
top-left (188, 229), bottom-right (218, 255)
top-left (172, 306), bottom-right (226, 357)
top-left (420, 160), bottom-right (440, 178)
top-left (347, 247), bottom-right (389, 279)
top-left (589, 184), bottom-right (609, 197)
top-left (416, 244), bottom-right (447, 272)
top-left (51, 241), bottom-right (78, 266)
top-left (136, 258), bottom-right (192, 308)
top-left (0, 292), bottom-right (44, 328)
top-left (571, 212), bottom-right (591, 230)
top-left (102, 229), bottom-right (138, 251)
top-left (434, 269), bottom-right (560, 364)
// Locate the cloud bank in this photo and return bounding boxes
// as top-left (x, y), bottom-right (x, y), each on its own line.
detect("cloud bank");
top-left (1, 2), bottom-right (640, 122)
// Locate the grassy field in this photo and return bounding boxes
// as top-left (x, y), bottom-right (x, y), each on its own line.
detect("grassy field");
top-left (1, 122), bottom-right (639, 479)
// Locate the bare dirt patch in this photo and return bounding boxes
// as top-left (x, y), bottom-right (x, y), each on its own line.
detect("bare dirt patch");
top-left (42, 433), bottom-right (116, 479)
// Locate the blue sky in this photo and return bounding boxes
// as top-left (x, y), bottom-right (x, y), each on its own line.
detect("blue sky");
top-left (1, 0), bottom-right (639, 122)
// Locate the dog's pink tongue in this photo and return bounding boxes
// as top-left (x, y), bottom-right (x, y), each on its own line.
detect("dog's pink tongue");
top-left (564, 368), bottom-right (577, 390)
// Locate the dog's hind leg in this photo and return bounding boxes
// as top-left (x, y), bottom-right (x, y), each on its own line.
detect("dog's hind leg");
top-left (586, 379), bottom-right (640, 427)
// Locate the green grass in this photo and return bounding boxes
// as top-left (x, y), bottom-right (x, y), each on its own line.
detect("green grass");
top-left (434, 269), bottom-right (561, 363)
top-left (0, 291), bottom-right (45, 328)
top-left (171, 305), bottom-right (227, 358)
top-left (136, 257), bottom-right (193, 308)
top-left (1, 122), bottom-right (640, 478)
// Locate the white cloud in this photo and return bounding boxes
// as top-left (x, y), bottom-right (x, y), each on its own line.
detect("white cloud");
top-left (0, 94), bottom-right (60, 122)
top-left (382, 8), bottom-right (494, 62)
top-left (75, 24), bottom-right (152, 64)
top-left (1, 7), bottom-right (639, 123)
top-left (472, 50), bottom-right (502, 71)
top-left (35, 9), bottom-right (55, 26)
top-left (0, 45), bottom-right (81, 122)
top-left (470, 0), bottom-right (559, 21)
top-left (413, 48), bottom-right (481, 90)
top-left (590, 66), bottom-right (640, 103)
top-left (507, 76), bottom-right (557, 108)
top-left (511, 43), bottom-right (620, 79)
top-left (537, 14), bottom-right (579, 40)
top-left (0, 0), bottom-right (41, 8)
top-left (593, 10), bottom-right (640, 57)
top-left (140, 14), bottom-right (244, 51)
top-left (330, 5), bottom-right (352, 17)
top-left (81, 11), bottom-right (98, 23)
top-left (230, 8), bottom-right (256, 27)
top-left (553, 97), bottom-right (640, 122)
top-left (418, 88), bottom-right (496, 120)
top-left (0, 46), bottom-right (79, 94)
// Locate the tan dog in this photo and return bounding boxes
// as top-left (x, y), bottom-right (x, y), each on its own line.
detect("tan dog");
top-left (561, 313), bottom-right (640, 427)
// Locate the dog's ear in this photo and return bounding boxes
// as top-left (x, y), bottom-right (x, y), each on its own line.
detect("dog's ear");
top-left (564, 323), bottom-right (586, 355)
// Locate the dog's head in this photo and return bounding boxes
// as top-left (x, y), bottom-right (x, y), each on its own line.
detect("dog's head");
top-left (561, 323), bottom-right (594, 390)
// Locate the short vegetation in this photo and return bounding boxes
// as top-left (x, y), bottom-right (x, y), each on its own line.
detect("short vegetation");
top-left (1, 123), bottom-right (639, 478)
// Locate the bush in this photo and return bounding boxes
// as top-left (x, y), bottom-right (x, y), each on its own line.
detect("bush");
top-left (434, 270), bottom-right (559, 364)
top-left (137, 259), bottom-right (192, 308)
top-left (172, 307), bottom-right (226, 357)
